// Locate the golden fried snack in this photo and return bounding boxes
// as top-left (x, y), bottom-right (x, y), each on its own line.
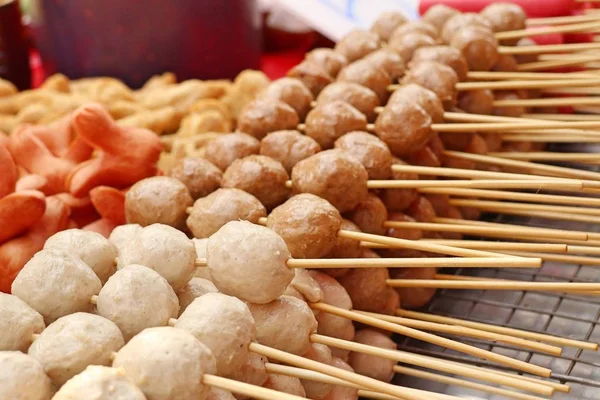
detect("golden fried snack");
top-left (117, 107), bottom-right (179, 135)
top-left (40, 74), bottom-right (70, 93)
top-left (141, 72), bottom-right (177, 91)
top-left (0, 78), bottom-right (17, 98)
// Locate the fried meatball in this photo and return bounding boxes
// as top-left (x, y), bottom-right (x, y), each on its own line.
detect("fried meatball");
top-left (390, 267), bottom-right (437, 309)
top-left (481, 3), bottom-right (526, 34)
top-left (348, 330), bottom-right (396, 382)
top-left (305, 101), bottom-right (368, 149)
top-left (323, 357), bottom-right (359, 400)
top-left (402, 61), bottom-right (458, 108)
top-left (316, 82), bottom-right (380, 122)
top-left (0, 352), bottom-right (52, 400)
top-left (379, 212), bottom-right (423, 258)
top-left (260, 130), bottom-right (321, 173)
top-left (388, 32), bottom-right (436, 63)
top-left (221, 155), bottom-right (289, 210)
top-left (411, 45), bottom-right (468, 81)
top-left (305, 48), bottom-right (348, 77)
top-left (291, 150), bottom-right (369, 213)
top-left (334, 29), bottom-right (381, 63)
top-left (187, 188), bottom-right (267, 239)
top-left (370, 11), bottom-right (409, 41)
top-left (457, 89), bottom-right (494, 115)
top-left (407, 196), bottom-right (437, 223)
top-left (169, 157), bottom-right (222, 200)
top-left (12, 249), bottom-right (101, 324)
top-left (374, 102), bottom-right (433, 158)
top-left (265, 374), bottom-right (307, 397)
top-left (207, 221), bottom-right (293, 304)
top-left (482, 132), bottom-right (503, 152)
top-left (97, 264), bottom-right (179, 340)
top-left (287, 60), bottom-right (334, 96)
top-left (388, 83), bottom-right (444, 123)
top-left (379, 158), bottom-right (418, 212)
top-left (348, 193), bottom-right (388, 236)
top-left (0, 294), bottom-right (44, 352)
top-left (334, 131), bottom-right (392, 180)
top-left (28, 313), bottom-right (124, 386)
top-left (465, 133), bottom-right (489, 157)
top-left (390, 20), bottom-right (438, 41)
top-left (125, 176), bottom-right (193, 229)
top-left (204, 133), bottom-right (260, 172)
top-left (52, 366), bottom-right (146, 400)
top-left (492, 54), bottom-right (519, 72)
top-left (259, 78), bottom-right (313, 120)
top-left (407, 145), bottom-right (441, 169)
top-left (325, 219), bottom-right (362, 260)
top-left (363, 48), bottom-right (406, 81)
top-left (515, 38), bottom-right (538, 64)
top-left (422, 4), bottom-right (459, 32)
top-left (450, 26), bottom-right (499, 72)
top-left (301, 343), bottom-right (334, 399)
top-left (337, 60), bottom-right (392, 104)
top-left (236, 98), bottom-right (299, 140)
top-left (493, 90), bottom-right (526, 117)
top-left (267, 194), bottom-right (342, 259)
top-left (339, 263), bottom-right (390, 314)
top-left (176, 293), bottom-right (255, 376)
top-left (441, 13), bottom-right (491, 44)
top-left (177, 277), bottom-right (218, 315)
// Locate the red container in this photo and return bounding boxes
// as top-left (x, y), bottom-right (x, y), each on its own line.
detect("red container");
top-left (0, 0), bottom-right (31, 90)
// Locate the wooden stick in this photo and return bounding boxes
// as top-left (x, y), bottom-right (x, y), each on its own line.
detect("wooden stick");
top-left (419, 240), bottom-right (566, 253)
top-left (501, 134), bottom-right (600, 143)
top-left (541, 87), bottom-right (600, 95)
top-left (389, 79), bottom-right (600, 92)
top-left (286, 256), bottom-right (540, 269)
top-left (202, 375), bottom-right (308, 400)
top-left (527, 13), bottom-right (600, 26)
top-left (500, 42), bottom-right (600, 54)
top-left (495, 20), bottom-right (600, 40)
top-left (432, 120), bottom-right (600, 132)
top-left (444, 111), bottom-right (600, 132)
top-left (448, 199), bottom-right (600, 218)
top-left (517, 56), bottom-right (600, 71)
top-left (386, 277), bottom-right (600, 292)
top-left (467, 71), bottom-right (600, 81)
top-left (367, 179), bottom-right (585, 190)
top-left (524, 113), bottom-right (600, 121)
top-left (502, 251), bottom-right (600, 267)
top-left (494, 96), bottom-right (600, 107)
top-left (488, 151), bottom-right (600, 163)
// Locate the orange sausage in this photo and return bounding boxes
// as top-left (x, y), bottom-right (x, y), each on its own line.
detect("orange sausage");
top-left (89, 186), bottom-right (126, 224)
top-left (0, 190), bottom-right (46, 243)
top-left (0, 142), bottom-right (17, 198)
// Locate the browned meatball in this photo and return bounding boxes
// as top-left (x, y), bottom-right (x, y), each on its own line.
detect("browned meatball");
top-left (363, 48), bottom-right (406, 82)
top-left (515, 38), bottom-right (538, 64)
top-left (204, 133), bottom-right (260, 171)
top-left (493, 90), bottom-right (526, 117)
top-left (439, 205), bottom-right (463, 240)
top-left (337, 59), bottom-right (392, 104)
top-left (422, 4), bottom-right (459, 32)
top-left (186, 188), bottom-right (266, 238)
top-left (305, 101), bottom-right (367, 149)
top-left (481, 3), bottom-right (527, 34)
top-left (125, 176), bottom-right (193, 229)
top-left (388, 84), bottom-right (444, 123)
top-left (481, 132), bottom-right (503, 152)
top-left (287, 60), bottom-right (334, 96)
top-left (291, 150), bottom-right (368, 213)
top-left (406, 145), bottom-right (441, 169)
top-left (441, 13), bottom-right (492, 44)
top-left (348, 193), bottom-right (388, 236)
top-left (316, 82), bottom-right (380, 122)
top-left (411, 45), bottom-right (468, 81)
top-left (236, 98), bottom-right (299, 140)
top-left (260, 130), bottom-right (321, 173)
top-left (169, 157), bottom-right (222, 200)
top-left (221, 155), bottom-right (289, 210)
top-left (374, 102), bottom-right (433, 158)
top-left (464, 133), bottom-right (489, 157)
top-left (450, 26), bottom-right (499, 72)
top-left (492, 54), bottom-right (519, 72)
top-left (390, 20), bottom-right (438, 42)
top-left (424, 193), bottom-right (450, 217)
top-left (370, 11), bottom-right (409, 41)
top-left (322, 219), bottom-right (362, 278)
top-left (457, 89), bottom-right (494, 115)
top-left (334, 131), bottom-right (393, 180)
top-left (305, 48), bottom-right (348, 78)
top-left (407, 195), bottom-right (437, 223)
top-left (388, 32), bottom-right (436, 64)
top-left (438, 131), bottom-right (474, 152)
top-left (334, 29), bottom-right (381, 63)
top-left (461, 206), bottom-right (482, 221)
top-left (427, 133), bottom-right (446, 160)
top-left (402, 61), bottom-right (458, 108)
top-left (339, 265), bottom-right (390, 314)
top-left (379, 158), bottom-right (418, 213)
top-left (267, 194), bottom-right (342, 259)
top-left (348, 330), bottom-right (397, 383)
top-left (379, 212), bottom-right (423, 258)
top-left (258, 78), bottom-right (314, 120)
top-left (390, 267), bottom-right (437, 309)
top-left (301, 344), bottom-right (334, 399)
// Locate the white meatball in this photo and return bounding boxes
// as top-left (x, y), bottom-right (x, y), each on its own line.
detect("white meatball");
top-left (28, 313), bottom-right (124, 386)
top-left (207, 388), bottom-right (236, 400)
top-left (177, 277), bottom-right (218, 316)
top-left (118, 224), bottom-right (196, 290)
top-left (323, 357), bottom-right (358, 400)
top-left (12, 249), bottom-right (101, 324)
top-left (264, 374), bottom-right (307, 397)
top-left (113, 327), bottom-right (217, 400)
top-left (288, 269), bottom-right (324, 303)
top-left (97, 264), bottom-right (179, 341)
top-left (348, 330), bottom-right (396, 382)
top-left (109, 224), bottom-right (142, 253)
top-left (301, 343), bottom-right (333, 399)
top-left (175, 293), bottom-right (256, 376)
top-left (44, 229), bottom-right (118, 284)
top-left (0, 351), bottom-right (52, 400)
top-left (193, 238), bottom-right (212, 280)
top-left (229, 352), bottom-right (268, 389)
top-left (0, 293), bottom-right (44, 351)
top-left (248, 295), bottom-right (317, 356)
top-left (52, 366), bottom-right (146, 400)
top-left (207, 221), bottom-right (293, 304)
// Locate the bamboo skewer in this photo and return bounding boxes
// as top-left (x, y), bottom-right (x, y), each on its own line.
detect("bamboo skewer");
top-left (502, 251), bottom-right (600, 267)
top-left (527, 13), bottom-right (600, 26)
top-left (202, 375), bottom-right (308, 400)
top-left (488, 151), bottom-right (600, 163)
top-left (523, 113), bottom-right (600, 121)
top-left (282, 257), bottom-right (540, 269)
top-left (388, 78), bottom-right (600, 92)
top-left (494, 96), bottom-right (600, 108)
top-left (418, 240), bottom-right (567, 253)
top-left (467, 71), bottom-right (600, 81)
top-left (502, 134), bottom-right (600, 143)
top-left (364, 179), bottom-right (584, 190)
top-left (517, 56), bottom-right (600, 71)
top-left (500, 42), bottom-right (600, 54)
top-left (495, 20), bottom-right (600, 40)
top-left (386, 277), bottom-right (600, 292)
top-left (448, 199), bottom-right (600, 218)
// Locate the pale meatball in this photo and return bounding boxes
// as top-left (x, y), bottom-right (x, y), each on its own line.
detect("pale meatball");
top-left (370, 11), bottom-right (409, 41)
top-left (187, 188), bottom-right (267, 239)
top-left (388, 32), bottom-right (436, 64)
top-left (113, 327), bottom-right (217, 400)
top-left (374, 102), bottom-right (433, 158)
top-left (411, 45), bottom-right (468, 81)
top-left (305, 48), bottom-right (348, 77)
top-left (348, 193), bottom-right (388, 236)
top-left (117, 224), bottom-right (196, 290)
top-left (324, 219), bottom-right (362, 260)
top-left (334, 29), bottom-right (381, 63)
top-left (221, 155), bottom-right (289, 210)
top-left (457, 89), bottom-right (494, 116)
top-left (207, 221), bottom-right (293, 304)
top-left (97, 264), bottom-right (179, 341)
top-left (305, 101), bottom-right (367, 150)
top-left (169, 157), bottom-right (223, 200)
top-left (176, 293), bottom-right (255, 376)
top-left (267, 194), bottom-right (342, 259)
top-left (52, 366), bottom-right (146, 400)
top-left (334, 131), bottom-right (392, 180)
top-left (29, 313), bottom-right (124, 386)
top-left (109, 224), bottom-right (142, 253)
top-left (177, 277), bottom-right (218, 315)
top-left (204, 133), bottom-right (260, 172)
top-left (291, 150), bottom-right (368, 213)
top-left (323, 358), bottom-right (358, 400)
top-left (363, 49), bottom-right (406, 81)
top-left (422, 5), bottom-right (459, 32)
top-left (481, 3), bottom-right (527, 33)
top-left (12, 249), bottom-right (101, 324)
top-left (390, 20), bottom-right (438, 41)
top-left (207, 388), bottom-right (236, 400)
top-left (259, 77), bottom-right (313, 120)
top-left (0, 352), bottom-right (52, 400)
top-left (441, 13), bottom-right (491, 44)
top-left (379, 158), bottom-right (418, 212)
top-left (44, 229), bottom-right (117, 284)
top-left (125, 176), bottom-right (193, 229)
top-left (348, 330), bottom-right (396, 382)
top-left (339, 265), bottom-right (390, 314)
top-left (229, 352), bottom-right (268, 388)
top-left (301, 343), bottom-right (333, 399)
top-left (388, 83), bottom-right (444, 123)
top-left (0, 293), bottom-right (44, 352)
top-left (287, 268), bottom-right (324, 303)
top-left (260, 130), bottom-right (321, 173)
top-left (236, 98), bottom-right (299, 140)
top-left (265, 374), bottom-right (307, 397)
top-left (390, 267), bottom-right (437, 309)
top-left (337, 60), bottom-right (391, 104)
top-left (249, 295), bottom-right (317, 356)
top-left (287, 60), bottom-right (334, 96)
top-left (450, 26), bottom-right (499, 72)
top-left (402, 61), bottom-right (458, 107)
top-left (316, 82), bottom-right (380, 122)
